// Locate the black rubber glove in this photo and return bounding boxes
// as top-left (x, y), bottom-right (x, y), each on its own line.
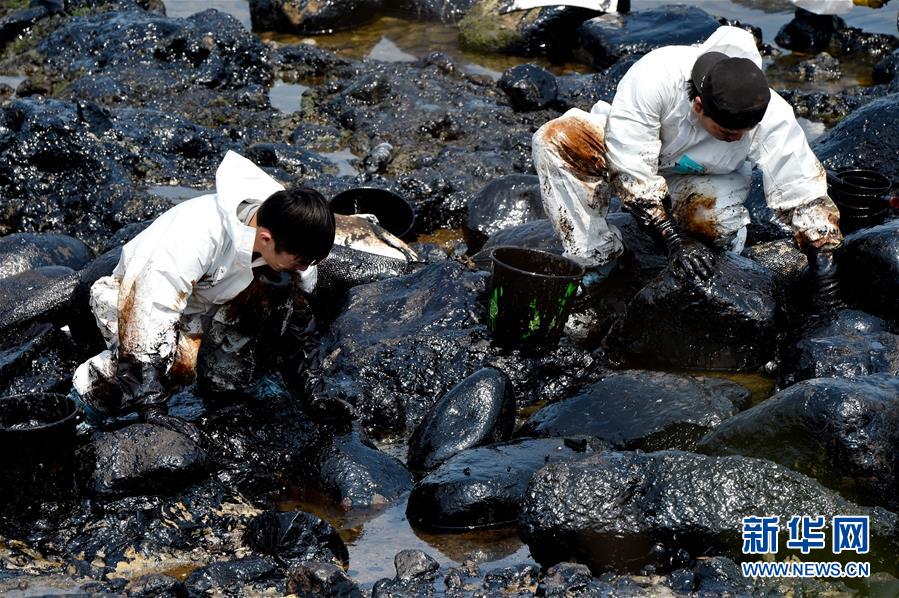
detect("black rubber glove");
top-left (117, 359), bottom-right (169, 410)
top-left (140, 405), bottom-right (202, 445)
top-left (806, 245), bottom-right (843, 313)
top-left (628, 201), bottom-right (716, 282)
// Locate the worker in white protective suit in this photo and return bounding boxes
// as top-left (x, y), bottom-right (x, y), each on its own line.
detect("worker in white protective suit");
top-left (73, 151), bottom-right (343, 440)
top-left (532, 26), bottom-right (843, 311)
top-left (790, 0), bottom-right (891, 13)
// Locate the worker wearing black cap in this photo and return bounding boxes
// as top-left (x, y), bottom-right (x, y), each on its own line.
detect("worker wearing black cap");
top-left (532, 26), bottom-right (843, 312)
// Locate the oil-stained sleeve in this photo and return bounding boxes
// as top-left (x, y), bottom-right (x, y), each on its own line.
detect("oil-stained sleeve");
top-left (116, 222), bottom-right (218, 370)
top-left (750, 92), bottom-right (841, 250)
top-left (604, 51), bottom-right (672, 212)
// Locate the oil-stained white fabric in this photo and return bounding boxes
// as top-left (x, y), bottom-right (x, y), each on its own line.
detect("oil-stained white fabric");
top-left (533, 26), bottom-right (833, 265)
top-left (532, 107), bottom-right (624, 266)
top-left (790, 0), bottom-right (854, 14)
top-left (667, 171), bottom-right (752, 253)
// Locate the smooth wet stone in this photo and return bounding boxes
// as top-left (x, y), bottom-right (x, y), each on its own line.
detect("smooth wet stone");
top-left (124, 573), bottom-right (184, 597)
top-left (82, 423), bottom-right (208, 497)
top-left (0, 266), bottom-right (79, 335)
top-left (464, 174), bottom-right (544, 251)
top-left (185, 557), bottom-right (282, 596)
top-left (838, 221), bottom-right (899, 324)
top-left (577, 6), bottom-right (721, 69)
top-left (608, 253), bottom-right (780, 371)
top-left (792, 310), bottom-right (899, 381)
top-left (775, 8), bottom-right (844, 54)
top-left (499, 64), bottom-right (558, 112)
top-left (286, 561), bottom-right (362, 597)
top-left (481, 219), bottom-right (563, 257)
top-left (249, 0), bottom-right (382, 34)
top-left (518, 450), bottom-right (899, 574)
top-left (813, 94), bottom-right (899, 185)
top-left (0, 233), bottom-right (93, 280)
top-left (699, 374), bottom-right (899, 511)
top-left (517, 370), bottom-right (749, 452)
top-left (243, 510), bottom-right (349, 567)
top-left (314, 425), bottom-right (413, 509)
top-left (874, 50), bottom-right (899, 84)
top-left (407, 436), bottom-right (606, 530)
top-left (408, 367), bottom-right (516, 473)
top-left (321, 261), bottom-right (606, 434)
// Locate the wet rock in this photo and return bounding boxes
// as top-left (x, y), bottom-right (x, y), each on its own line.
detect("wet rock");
top-left (813, 93), bottom-right (899, 185)
top-left (0, 266), bottom-right (79, 334)
top-left (0, 322), bottom-right (77, 398)
top-left (481, 219), bottom-right (563, 257)
top-left (81, 423), bottom-right (207, 497)
top-left (464, 174), bottom-right (544, 251)
top-left (608, 253), bottom-right (780, 371)
top-left (743, 238), bottom-right (807, 283)
top-left (838, 221), bottom-right (899, 324)
top-left (499, 64), bottom-right (558, 112)
top-left (555, 54), bottom-right (639, 110)
top-left (243, 510), bottom-right (349, 567)
top-left (286, 561), bottom-right (362, 597)
top-left (124, 573), bottom-right (184, 597)
top-left (321, 260), bottom-right (606, 434)
top-left (244, 142), bottom-right (332, 180)
top-left (577, 6), bottom-right (721, 69)
top-left (0, 233), bottom-right (92, 280)
top-left (371, 549), bottom-right (440, 596)
top-left (401, 0), bottom-right (477, 23)
top-left (458, 2), bottom-right (596, 57)
top-left (407, 367), bottom-right (516, 473)
top-left (778, 85), bottom-right (887, 128)
top-left (0, 6), bottom-right (50, 48)
top-left (274, 42), bottom-right (354, 81)
top-left (774, 8), bottom-right (844, 54)
top-left (0, 574), bottom-right (116, 596)
top-left (519, 450), bottom-right (899, 574)
top-left (185, 557), bottom-right (281, 596)
top-left (699, 374), bottom-right (899, 510)
top-left (482, 563), bottom-right (540, 593)
top-left (792, 310), bottom-right (899, 381)
top-left (874, 50), bottom-right (899, 84)
top-left (517, 370), bottom-right (748, 452)
top-left (249, 0), bottom-right (382, 34)
top-left (831, 27), bottom-right (899, 60)
top-left (68, 248), bottom-right (122, 352)
top-left (407, 436), bottom-right (606, 530)
top-left (313, 425), bottom-right (413, 510)
top-left (0, 321), bottom-right (59, 388)
top-left (786, 52), bottom-right (841, 82)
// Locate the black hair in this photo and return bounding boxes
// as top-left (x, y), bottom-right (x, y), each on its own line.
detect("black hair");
top-left (256, 188), bottom-right (335, 261)
top-left (688, 79), bottom-right (700, 102)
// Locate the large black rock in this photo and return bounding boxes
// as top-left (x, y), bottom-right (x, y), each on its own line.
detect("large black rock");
top-left (185, 557), bottom-right (282, 596)
top-left (0, 266), bottom-right (79, 334)
top-left (464, 174), bottom-right (544, 252)
top-left (407, 367), bottom-right (516, 473)
top-left (577, 6), bottom-right (721, 69)
top-left (775, 8), bottom-right (845, 54)
top-left (407, 436), bottom-right (605, 530)
top-left (519, 451), bottom-right (899, 574)
top-left (0, 233), bottom-right (93, 280)
top-left (516, 370), bottom-right (749, 452)
top-left (699, 374), bottom-right (899, 511)
top-left (243, 510), bottom-right (349, 567)
top-left (608, 253), bottom-right (780, 370)
top-left (498, 64), bottom-right (558, 112)
top-left (838, 221), bottom-right (899, 324)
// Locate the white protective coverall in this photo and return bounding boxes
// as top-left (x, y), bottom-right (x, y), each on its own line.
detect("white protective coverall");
top-left (73, 151), bottom-right (317, 409)
top-left (532, 26), bottom-right (841, 267)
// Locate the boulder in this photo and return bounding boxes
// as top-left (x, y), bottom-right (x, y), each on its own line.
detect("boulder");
top-left (874, 50), bottom-right (899, 85)
top-left (785, 52), bottom-right (841, 82)
top-left (555, 55), bottom-right (639, 111)
top-left (813, 93), bottom-right (899, 186)
top-left (243, 510), bottom-right (349, 567)
top-left (464, 174), bottom-right (544, 251)
top-left (407, 367), bottom-right (516, 473)
top-left (577, 6), bottom-right (721, 69)
top-left (371, 549), bottom-right (441, 596)
top-left (792, 310), bottom-right (899, 382)
top-left (774, 8), bottom-right (844, 54)
top-left (519, 450), bottom-right (899, 574)
top-left (82, 423), bottom-right (208, 496)
top-left (608, 253), bottom-right (780, 370)
top-left (313, 426), bottom-right (413, 510)
top-left (498, 64), bottom-right (558, 112)
top-left (516, 370), bottom-right (749, 452)
top-left (699, 374), bottom-right (899, 511)
top-left (407, 436), bottom-right (605, 530)
top-left (838, 221), bottom-right (899, 324)
top-left (0, 233), bottom-right (93, 280)
top-left (0, 266), bottom-right (79, 334)
top-left (185, 557), bottom-right (281, 596)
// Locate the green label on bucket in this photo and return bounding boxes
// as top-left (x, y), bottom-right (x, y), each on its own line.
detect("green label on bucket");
top-left (488, 286), bottom-right (502, 331)
top-left (522, 298), bottom-right (542, 339)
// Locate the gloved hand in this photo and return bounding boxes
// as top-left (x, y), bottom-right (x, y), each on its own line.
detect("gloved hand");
top-left (140, 405), bottom-right (203, 445)
top-left (117, 359), bottom-right (168, 411)
top-left (806, 245), bottom-right (843, 313)
top-left (628, 200), bottom-right (716, 282)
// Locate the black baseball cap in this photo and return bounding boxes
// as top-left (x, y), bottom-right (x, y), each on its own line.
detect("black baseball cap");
top-left (692, 51), bottom-right (771, 130)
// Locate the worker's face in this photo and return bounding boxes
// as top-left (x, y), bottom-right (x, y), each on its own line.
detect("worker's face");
top-left (693, 97), bottom-right (751, 143)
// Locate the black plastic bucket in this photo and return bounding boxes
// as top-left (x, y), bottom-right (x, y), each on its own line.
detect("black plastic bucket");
top-left (0, 392), bottom-right (79, 506)
top-left (330, 187), bottom-right (416, 240)
top-left (827, 169), bottom-right (891, 234)
top-left (488, 246), bottom-right (584, 346)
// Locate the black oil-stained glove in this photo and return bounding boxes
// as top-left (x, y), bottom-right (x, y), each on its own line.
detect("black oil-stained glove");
top-left (140, 405), bottom-right (203, 445)
top-left (117, 359), bottom-right (168, 411)
top-left (629, 201), bottom-right (716, 282)
top-left (806, 245), bottom-right (844, 313)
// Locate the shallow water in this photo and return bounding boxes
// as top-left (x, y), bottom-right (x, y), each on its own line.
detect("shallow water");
top-left (155, 0), bottom-right (896, 586)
